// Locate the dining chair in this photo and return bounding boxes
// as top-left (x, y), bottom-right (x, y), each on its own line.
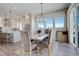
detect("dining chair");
top-left (20, 30), bottom-right (37, 56)
top-left (20, 31), bottom-right (31, 55)
top-left (0, 33), bottom-right (6, 44)
top-left (37, 30), bottom-right (53, 55)
top-left (0, 33), bottom-right (2, 44)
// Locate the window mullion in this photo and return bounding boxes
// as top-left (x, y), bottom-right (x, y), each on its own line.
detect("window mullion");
top-left (53, 17), bottom-right (55, 28)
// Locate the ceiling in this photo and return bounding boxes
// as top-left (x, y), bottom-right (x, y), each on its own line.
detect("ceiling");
top-left (0, 3), bottom-right (70, 17)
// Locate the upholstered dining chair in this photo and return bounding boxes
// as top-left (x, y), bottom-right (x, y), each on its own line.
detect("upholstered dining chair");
top-left (37, 30), bottom-right (53, 55)
top-left (20, 30), bottom-right (37, 56)
top-left (20, 30), bottom-right (31, 55)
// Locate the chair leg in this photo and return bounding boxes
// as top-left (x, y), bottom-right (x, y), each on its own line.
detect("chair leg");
top-left (48, 45), bottom-right (52, 56)
top-left (29, 49), bottom-right (31, 56)
top-left (37, 47), bottom-right (40, 55)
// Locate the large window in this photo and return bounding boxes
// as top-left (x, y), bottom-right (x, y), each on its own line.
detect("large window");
top-left (37, 18), bottom-right (45, 29)
top-left (37, 16), bottom-right (64, 29)
top-left (46, 17), bottom-right (53, 28)
top-left (55, 16), bottom-right (64, 28)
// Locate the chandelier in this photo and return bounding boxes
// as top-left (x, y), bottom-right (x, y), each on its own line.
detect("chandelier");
top-left (39, 3), bottom-right (47, 29)
top-left (40, 3), bottom-right (45, 20)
